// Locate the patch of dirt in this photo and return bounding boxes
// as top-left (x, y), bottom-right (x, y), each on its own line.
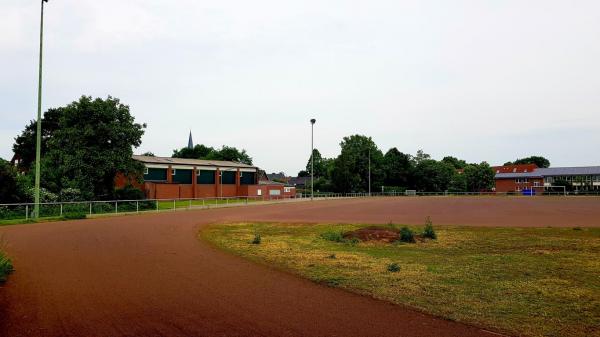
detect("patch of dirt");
top-left (343, 226), bottom-right (400, 243)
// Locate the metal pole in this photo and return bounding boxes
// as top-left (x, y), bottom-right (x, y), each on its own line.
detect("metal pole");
top-left (34, 0), bottom-right (48, 218)
top-left (368, 148), bottom-right (371, 196)
top-left (310, 118), bottom-right (316, 201)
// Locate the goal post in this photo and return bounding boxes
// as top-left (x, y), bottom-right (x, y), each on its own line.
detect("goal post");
top-left (544, 185), bottom-right (567, 196)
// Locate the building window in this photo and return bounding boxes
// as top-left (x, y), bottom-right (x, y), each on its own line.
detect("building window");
top-left (144, 167), bottom-right (149, 175)
top-left (172, 169), bottom-right (176, 176)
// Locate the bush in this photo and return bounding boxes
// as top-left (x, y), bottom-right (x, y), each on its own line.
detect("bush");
top-left (59, 188), bottom-right (83, 202)
top-left (320, 230), bottom-right (345, 243)
top-left (423, 217), bottom-right (437, 239)
top-left (399, 226), bottom-right (415, 243)
top-left (114, 185), bottom-right (145, 200)
top-left (251, 233), bottom-right (261, 244)
top-left (0, 251), bottom-right (13, 283)
top-left (387, 262), bottom-right (401, 272)
top-left (62, 213), bottom-right (86, 220)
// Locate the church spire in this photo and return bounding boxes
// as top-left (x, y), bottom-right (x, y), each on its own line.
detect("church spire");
top-left (187, 130), bottom-right (194, 149)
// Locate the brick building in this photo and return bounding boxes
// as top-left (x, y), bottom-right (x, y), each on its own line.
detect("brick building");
top-left (116, 155), bottom-right (296, 199)
top-left (494, 165), bottom-right (600, 193)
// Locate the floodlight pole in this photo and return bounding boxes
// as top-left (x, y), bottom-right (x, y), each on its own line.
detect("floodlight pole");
top-left (368, 148), bottom-right (371, 196)
top-left (310, 118), bottom-right (316, 201)
top-left (34, 0), bottom-right (48, 218)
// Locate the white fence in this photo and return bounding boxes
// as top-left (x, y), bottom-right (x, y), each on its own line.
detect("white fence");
top-left (0, 191), bottom-right (597, 223)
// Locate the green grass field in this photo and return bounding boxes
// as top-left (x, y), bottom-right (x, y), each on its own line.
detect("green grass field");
top-left (157, 198), bottom-right (257, 210)
top-left (202, 223), bottom-right (600, 337)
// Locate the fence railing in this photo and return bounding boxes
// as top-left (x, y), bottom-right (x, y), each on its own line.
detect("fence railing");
top-left (1, 190), bottom-right (598, 222)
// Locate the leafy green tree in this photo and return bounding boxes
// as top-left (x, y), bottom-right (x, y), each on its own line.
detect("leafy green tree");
top-left (413, 160), bottom-right (455, 192)
top-left (448, 172), bottom-right (467, 192)
top-left (172, 144), bottom-right (215, 159)
top-left (12, 107), bottom-right (62, 172)
top-left (463, 162), bottom-right (495, 191)
top-left (504, 156), bottom-right (550, 168)
top-left (383, 148), bottom-right (412, 187)
top-left (330, 135), bottom-right (384, 192)
top-left (305, 149), bottom-right (328, 178)
top-left (297, 170), bottom-right (309, 177)
top-left (412, 149), bottom-right (431, 165)
top-left (15, 96), bottom-right (146, 200)
top-left (442, 156), bottom-right (467, 169)
top-left (172, 145), bottom-right (252, 165)
top-left (207, 146), bottom-right (253, 165)
top-left (0, 159), bottom-right (23, 203)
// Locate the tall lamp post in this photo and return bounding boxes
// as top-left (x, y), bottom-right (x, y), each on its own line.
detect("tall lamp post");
top-left (368, 148), bottom-right (371, 196)
top-left (310, 118), bottom-right (316, 200)
top-left (34, 0), bottom-right (49, 218)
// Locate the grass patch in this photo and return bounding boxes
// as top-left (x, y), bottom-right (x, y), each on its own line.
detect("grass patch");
top-left (201, 223), bottom-right (600, 337)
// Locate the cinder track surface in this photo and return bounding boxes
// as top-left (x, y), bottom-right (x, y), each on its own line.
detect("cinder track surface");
top-left (1, 197), bottom-right (598, 337)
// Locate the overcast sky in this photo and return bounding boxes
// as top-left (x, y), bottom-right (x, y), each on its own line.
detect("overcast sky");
top-left (1, 0), bottom-right (599, 174)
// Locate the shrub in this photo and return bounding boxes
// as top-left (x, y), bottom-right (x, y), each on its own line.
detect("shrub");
top-left (114, 185), bottom-right (145, 200)
top-left (320, 230), bottom-right (345, 243)
top-left (399, 226), bottom-right (415, 243)
top-left (62, 213), bottom-right (86, 220)
top-left (423, 217), bottom-right (437, 239)
top-left (387, 262), bottom-right (401, 272)
top-left (251, 233), bottom-right (261, 244)
top-left (0, 251), bottom-right (13, 283)
top-left (59, 188), bottom-right (83, 202)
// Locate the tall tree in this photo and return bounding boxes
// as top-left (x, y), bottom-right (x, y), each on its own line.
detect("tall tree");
top-left (413, 159), bottom-right (455, 192)
top-left (504, 156), bottom-right (550, 168)
top-left (207, 146), bottom-right (253, 165)
top-left (305, 149), bottom-right (330, 178)
top-left (12, 107), bottom-right (62, 172)
top-left (172, 144), bottom-right (215, 159)
top-left (463, 162), bottom-right (495, 191)
top-left (330, 135), bottom-right (384, 192)
top-left (0, 159), bottom-right (22, 203)
top-left (412, 149), bottom-right (431, 165)
top-left (442, 156), bottom-right (467, 169)
top-left (172, 145), bottom-right (252, 165)
top-left (15, 96), bottom-right (146, 200)
top-left (383, 148), bottom-right (412, 187)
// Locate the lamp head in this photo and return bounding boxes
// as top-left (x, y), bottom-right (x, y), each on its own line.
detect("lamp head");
top-left (310, 118), bottom-right (316, 125)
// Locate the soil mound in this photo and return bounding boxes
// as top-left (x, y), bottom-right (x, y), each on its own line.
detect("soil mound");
top-left (343, 226), bottom-right (399, 243)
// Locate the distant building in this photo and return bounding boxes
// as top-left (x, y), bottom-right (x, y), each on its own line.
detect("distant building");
top-left (494, 165), bottom-right (600, 192)
top-left (116, 155), bottom-right (296, 199)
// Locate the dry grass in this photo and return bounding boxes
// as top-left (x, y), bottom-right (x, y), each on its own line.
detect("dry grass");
top-left (201, 223), bottom-right (600, 337)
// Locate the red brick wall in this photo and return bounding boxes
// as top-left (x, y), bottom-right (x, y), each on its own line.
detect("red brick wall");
top-left (155, 184), bottom-right (180, 199)
top-left (495, 178), bottom-right (544, 192)
top-left (138, 181), bottom-right (295, 199)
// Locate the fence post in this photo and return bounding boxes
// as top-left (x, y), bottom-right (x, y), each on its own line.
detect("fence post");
top-left (90, 202), bottom-right (92, 215)
top-left (26, 205), bottom-right (29, 221)
top-left (156, 200), bottom-right (159, 212)
top-left (173, 199), bottom-right (176, 211)
top-left (189, 199), bottom-right (192, 209)
top-left (136, 201), bottom-right (139, 213)
top-left (115, 201), bottom-right (118, 214)
top-left (60, 203), bottom-right (63, 217)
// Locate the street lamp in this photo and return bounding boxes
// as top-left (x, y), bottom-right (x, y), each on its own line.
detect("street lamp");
top-left (34, 0), bottom-right (49, 218)
top-left (310, 118), bottom-right (316, 201)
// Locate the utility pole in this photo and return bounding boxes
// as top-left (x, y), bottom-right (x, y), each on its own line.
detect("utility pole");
top-left (368, 148), bottom-right (371, 196)
top-left (34, 0), bottom-right (49, 218)
top-left (310, 119), bottom-right (316, 200)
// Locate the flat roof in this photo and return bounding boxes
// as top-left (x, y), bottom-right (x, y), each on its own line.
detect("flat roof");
top-left (495, 166), bottom-right (600, 179)
top-left (133, 155), bottom-right (257, 169)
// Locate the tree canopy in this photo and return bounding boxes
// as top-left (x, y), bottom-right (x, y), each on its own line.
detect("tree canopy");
top-left (172, 144), bottom-right (253, 165)
top-left (12, 96), bottom-right (146, 200)
top-left (504, 156), bottom-right (550, 168)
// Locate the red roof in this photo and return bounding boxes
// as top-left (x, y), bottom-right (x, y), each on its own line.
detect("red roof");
top-left (492, 164), bottom-right (538, 174)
